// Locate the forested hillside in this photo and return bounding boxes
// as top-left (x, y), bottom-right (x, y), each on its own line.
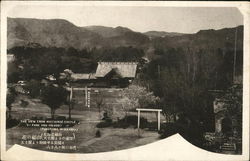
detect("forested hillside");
top-left (7, 18), bottom-right (149, 49)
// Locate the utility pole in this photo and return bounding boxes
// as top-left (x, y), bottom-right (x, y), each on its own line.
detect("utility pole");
top-left (233, 27), bottom-right (238, 83)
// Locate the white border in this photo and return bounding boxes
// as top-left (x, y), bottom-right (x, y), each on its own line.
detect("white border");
top-left (1, 1), bottom-right (249, 161)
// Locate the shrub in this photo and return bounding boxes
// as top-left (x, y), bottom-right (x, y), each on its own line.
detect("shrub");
top-left (96, 121), bottom-right (113, 128)
top-left (20, 100), bottom-right (29, 107)
top-left (112, 120), bottom-right (130, 129)
top-left (96, 115), bottom-right (149, 129)
top-left (146, 122), bottom-right (159, 130)
top-left (113, 115), bottom-right (148, 129)
top-left (159, 123), bottom-right (178, 139)
top-left (95, 130), bottom-right (101, 137)
top-left (102, 110), bottom-right (113, 121)
top-left (160, 121), bottom-right (205, 149)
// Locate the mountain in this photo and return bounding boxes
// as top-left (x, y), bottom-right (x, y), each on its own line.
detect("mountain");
top-left (84, 26), bottom-right (132, 38)
top-left (7, 18), bottom-right (103, 49)
top-left (7, 18), bottom-right (149, 49)
top-left (8, 17), bottom-right (243, 58)
top-left (149, 26), bottom-right (243, 51)
top-left (144, 31), bottom-right (185, 38)
top-left (83, 25), bottom-right (149, 47)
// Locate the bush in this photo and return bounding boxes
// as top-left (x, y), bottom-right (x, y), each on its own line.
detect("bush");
top-left (112, 120), bottom-right (130, 129)
top-left (96, 115), bottom-right (149, 129)
top-left (160, 121), bottom-right (205, 148)
top-left (96, 121), bottom-right (113, 128)
top-left (96, 115), bottom-right (113, 128)
top-left (95, 130), bottom-right (101, 137)
top-left (20, 100), bottom-right (29, 107)
top-left (102, 111), bottom-right (112, 121)
top-left (113, 115), bottom-right (148, 129)
top-left (146, 122), bottom-right (159, 131)
top-left (159, 123), bottom-right (178, 139)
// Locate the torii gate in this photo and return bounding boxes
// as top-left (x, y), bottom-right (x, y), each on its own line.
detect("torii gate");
top-left (136, 108), bottom-right (162, 131)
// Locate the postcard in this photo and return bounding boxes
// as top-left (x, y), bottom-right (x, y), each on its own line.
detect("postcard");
top-left (1, 1), bottom-right (249, 160)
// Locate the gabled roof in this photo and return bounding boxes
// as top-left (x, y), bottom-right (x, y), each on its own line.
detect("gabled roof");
top-left (71, 73), bottom-right (96, 80)
top-left (71, 73), bottom-right (90, 80)
top-left (95, 62), bottom-right (138, 78)
top-left (105, 68), bottom-right (123, 79)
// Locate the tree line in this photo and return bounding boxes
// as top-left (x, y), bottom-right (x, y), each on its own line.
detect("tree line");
top-left (8, 46), bottom-right (145, 82)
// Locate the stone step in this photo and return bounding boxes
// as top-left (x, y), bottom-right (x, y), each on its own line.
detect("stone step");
top-left (220, 143), bottom-right (236, 151)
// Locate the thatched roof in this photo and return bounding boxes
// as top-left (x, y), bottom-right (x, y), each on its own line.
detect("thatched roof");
top-left (95, 62), bottom-right (138, 78)
top-left (71, 73), bottom-right (96, 80)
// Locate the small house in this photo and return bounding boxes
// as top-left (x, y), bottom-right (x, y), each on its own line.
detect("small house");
top-left (94, 62), bottom-right (138, 88)
top-left (61, 62), bottom-right (138, 88)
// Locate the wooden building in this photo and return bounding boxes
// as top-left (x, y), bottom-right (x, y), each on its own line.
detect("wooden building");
top-left (69, 62), bottom-right (138, 88)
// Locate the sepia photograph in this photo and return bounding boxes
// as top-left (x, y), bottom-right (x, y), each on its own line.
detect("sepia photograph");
top-left (1, 1), bottom-right (249, 161)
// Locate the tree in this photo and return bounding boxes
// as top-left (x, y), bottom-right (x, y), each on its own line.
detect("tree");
top-left (23, 79), bottom-right (42, 98)
top-left (139, 48), bottom-right (217, 124)
top-left (90, 46), bottom-right (145, 63)
top-left (66, 87), bottom-right (76, 120)
top-left (153, 67), bottom-right (187, 122)
top-left (41, 85), bottom-right (68, 119)
top-left (7, 62), bottom-right (20, 83)
top-left (94, 93), bottom-right (106, 120)
top-left (222, 84), bottom-right (242, 137)
top-left (118, 84), bottom-right (159, 117)
top-left (7, 87), bottom-right (16, 118)
top-left (62, 69), bottom-right (74, 120)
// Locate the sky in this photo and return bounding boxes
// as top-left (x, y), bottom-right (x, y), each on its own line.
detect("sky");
top-left (8, 5), bottom-right (243, 33)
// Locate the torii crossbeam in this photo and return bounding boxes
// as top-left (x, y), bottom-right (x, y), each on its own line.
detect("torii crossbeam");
top-left (136, 108), bottom-right (162, 131)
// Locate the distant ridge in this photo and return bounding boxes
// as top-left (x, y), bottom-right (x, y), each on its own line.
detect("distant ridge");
top-left (144, 31), bottom-right (185, 38)
top-left (8, 17), bottom-right (243, 54)
top-left (7, 17), bottom-right (149, 49)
